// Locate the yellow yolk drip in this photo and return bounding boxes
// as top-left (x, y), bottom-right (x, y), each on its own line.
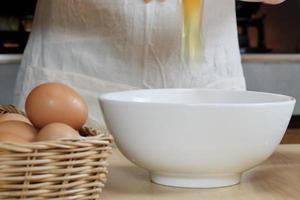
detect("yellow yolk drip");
top-left (182, 0), bottom-right (204, 65)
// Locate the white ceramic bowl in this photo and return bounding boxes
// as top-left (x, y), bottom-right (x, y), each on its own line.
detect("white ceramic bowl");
top-left (99, 89), bottom-right (295, 188)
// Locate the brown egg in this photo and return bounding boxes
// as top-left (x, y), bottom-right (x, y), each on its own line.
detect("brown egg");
top-left (0, 113), bottom-right (32, 125)
top-left (36, 123), bottom-right (80, 141)
top-left (0, 121), bottom-right (37, 142)
top-left (25, 82), bottom-right (88, 129)
top-left (0, 132), bottom-right (29, 143)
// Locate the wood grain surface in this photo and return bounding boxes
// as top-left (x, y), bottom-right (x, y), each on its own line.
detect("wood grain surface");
top-left (282, 129), bottom-right (300, 144)
top-left (103, 145), bottom-right (300, 200)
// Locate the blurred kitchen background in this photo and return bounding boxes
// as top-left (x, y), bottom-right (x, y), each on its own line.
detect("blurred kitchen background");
top-left (0, 0), bottom-right (299, 142)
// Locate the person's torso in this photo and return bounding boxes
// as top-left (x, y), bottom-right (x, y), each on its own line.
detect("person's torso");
top-left (25, 0), bottom-right (243, 89)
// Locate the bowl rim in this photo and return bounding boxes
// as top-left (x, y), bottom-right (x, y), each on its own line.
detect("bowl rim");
top-left (98, 89), bottom-right (296, 107)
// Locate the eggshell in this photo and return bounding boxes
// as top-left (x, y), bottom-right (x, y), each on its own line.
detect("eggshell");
top-left (25, 82), bottom-right (88, 129)
top-left (36, 123), bottom-right (81, 141)
top-left (0, 132), bottom-right (29, 143)
top-left (0, 113), bottom-right (32, 125)
top-left (0, 121), bottom-right (37, 142)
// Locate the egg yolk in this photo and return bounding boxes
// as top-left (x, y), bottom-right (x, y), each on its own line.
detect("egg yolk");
top-left (182, 0), bottom-right (204, 65)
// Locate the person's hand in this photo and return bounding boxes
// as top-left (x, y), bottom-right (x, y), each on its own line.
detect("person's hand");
top-left (241, 0), bottom-right (286, 4)
top-left (144, 0), bottom-right (165, 3)
top-left (263, 0), bottom-right (285, 4)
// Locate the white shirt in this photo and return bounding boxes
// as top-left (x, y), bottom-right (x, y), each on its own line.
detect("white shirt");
top-left (14, 0), bottom-right (246, 124)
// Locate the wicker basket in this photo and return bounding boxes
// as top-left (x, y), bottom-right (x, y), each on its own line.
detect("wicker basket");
top-left (0, 105), bottom-right (113, 200)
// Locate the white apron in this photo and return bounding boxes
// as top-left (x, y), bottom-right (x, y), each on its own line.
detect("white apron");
top-left (14, 0), bottom-right (246, 125)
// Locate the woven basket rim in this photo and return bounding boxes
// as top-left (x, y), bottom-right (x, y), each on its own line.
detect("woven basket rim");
top-left (0, 104), bottom-right (113, 152)
top-left (0, 134), bottom-right (113, 145)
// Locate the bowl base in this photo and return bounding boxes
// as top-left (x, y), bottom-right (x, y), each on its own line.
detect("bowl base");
top-left (150, 173), bottom-right (241, 188)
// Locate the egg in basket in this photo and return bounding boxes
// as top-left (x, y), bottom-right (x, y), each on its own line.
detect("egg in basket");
top-left (0, 82), bottom-right (112, 200)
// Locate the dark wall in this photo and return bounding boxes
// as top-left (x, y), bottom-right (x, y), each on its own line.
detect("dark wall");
top-left (0, 0), bottom-right (37, 16)
top-left (257, 1), bottom-right (300, 53)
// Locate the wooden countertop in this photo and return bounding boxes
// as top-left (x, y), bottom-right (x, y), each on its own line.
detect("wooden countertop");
top-left (0, 54), bottom-right (22, 64)
top-left (242, 54), bottom-right (300, 63)
top-left (102, 145), bottom-right (300, 200)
